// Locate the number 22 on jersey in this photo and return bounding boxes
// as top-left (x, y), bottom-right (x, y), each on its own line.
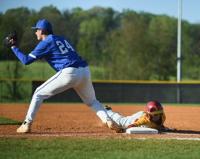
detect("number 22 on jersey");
top-left (56, 40), bottom-right (74, 54)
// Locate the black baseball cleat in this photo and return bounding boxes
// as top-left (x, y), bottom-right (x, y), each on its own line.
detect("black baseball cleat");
top-left (104, 105), bottom-right (112, 110)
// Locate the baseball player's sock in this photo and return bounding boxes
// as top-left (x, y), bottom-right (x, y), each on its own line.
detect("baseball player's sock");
top-left (89, 100), bottom-right (112, 123)
top-left (16, 121), bottom-right (31, 133)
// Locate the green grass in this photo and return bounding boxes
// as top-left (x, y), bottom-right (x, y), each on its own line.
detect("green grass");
top-left (0, 116), bottom-right (21, 125)
top-left (0, 61), bottom-right (55, 80)
top-left (0, 61), bottom-right (106, 80)
top-left (0, 138), bottom-right (200, 159)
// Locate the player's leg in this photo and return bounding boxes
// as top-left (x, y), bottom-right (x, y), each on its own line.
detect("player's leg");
top-left (27, 68), bottom-right (79, 122)
top-left (74, 67), bottom-right (122, 132)
top-left (106, 109), bottom-right (127, 128)
top-left (106, 110), bottom-right (144, 129)
top-left (17, 68), bottom-right (77, 133)
top-left (74, 67), bottom-right (110, 123)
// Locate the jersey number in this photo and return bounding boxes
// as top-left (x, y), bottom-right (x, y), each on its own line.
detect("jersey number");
top-left (56, 40), bottom-right (74, 54)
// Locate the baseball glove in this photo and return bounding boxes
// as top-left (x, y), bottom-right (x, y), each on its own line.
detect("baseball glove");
top-left (3, 31), bottom-right (17, 48)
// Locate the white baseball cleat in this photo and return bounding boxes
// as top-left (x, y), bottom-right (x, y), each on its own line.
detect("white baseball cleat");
top-left (16, 121), bottom-right (31, 133)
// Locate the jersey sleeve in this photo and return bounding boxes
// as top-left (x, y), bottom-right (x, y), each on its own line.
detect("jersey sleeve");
top-left (11, 47), bottom-right (35, 65)
top-left (11, 41), bottom-right (49, 65)
top-left (29, 41), bottom-right (50, 59)
top-left (128, 113), bottom-right (157, 129)
top-left (128, 112), bottom-right (166, 130)
top-left (132, 113), bottom-right (151, 127)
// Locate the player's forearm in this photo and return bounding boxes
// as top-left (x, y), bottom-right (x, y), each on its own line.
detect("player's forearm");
top-left (11, 46), bottom-right (35, 65)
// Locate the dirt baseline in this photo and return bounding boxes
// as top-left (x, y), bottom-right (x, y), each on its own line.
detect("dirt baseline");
top-left (0, 103), bottom-right (200, 139)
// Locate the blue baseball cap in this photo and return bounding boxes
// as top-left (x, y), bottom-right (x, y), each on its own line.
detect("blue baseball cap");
top-left (32, 19), bottom-right (53, 33)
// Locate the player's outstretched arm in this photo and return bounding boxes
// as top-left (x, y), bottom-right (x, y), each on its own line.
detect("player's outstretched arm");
top-left (11, 46), bottom-right (35, 65)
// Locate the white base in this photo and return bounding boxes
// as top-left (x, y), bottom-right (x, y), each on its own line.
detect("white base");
top-left (126, 127), bottom-right (158, 134)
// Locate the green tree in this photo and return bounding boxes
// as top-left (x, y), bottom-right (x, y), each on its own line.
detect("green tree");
top-left (0, 7), bottom-right (31, 60)
top-left (105, 11), bottom-right (152, 80)
top-left (147, 16), bottom-right (177, 80)
top-left (77, 7), bottom-right (117, 65)
top-left (182, 22), bottom-right (200, 80)
top-left (63, 7), bottom-right (87, 47)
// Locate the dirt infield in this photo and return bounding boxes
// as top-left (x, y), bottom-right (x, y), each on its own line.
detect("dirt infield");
top-left (0, 103), bottom-right (200, 139)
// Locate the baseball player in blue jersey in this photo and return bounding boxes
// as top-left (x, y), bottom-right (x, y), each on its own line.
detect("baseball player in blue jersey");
top-left (6, 19), bottom-right (120, 133)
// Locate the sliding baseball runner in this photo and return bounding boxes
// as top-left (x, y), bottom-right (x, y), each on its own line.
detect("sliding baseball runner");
top-left (105, 101), bottom-right (166, 133)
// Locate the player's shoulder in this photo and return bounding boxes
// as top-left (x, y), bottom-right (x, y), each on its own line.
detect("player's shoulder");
top-left (42, 34), bottom-right (64, 45)
top-left (44, 34), bottom-right (55, 41)
top-left (51, 34), bottom-right (65, 40)
top-left (35, 40), bottom-right (49, 49)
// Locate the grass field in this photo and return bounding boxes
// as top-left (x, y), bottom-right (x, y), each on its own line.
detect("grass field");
top-left (0, 117), bottom-right (21, 125)
top-left (0, 61), bottom-right (106, 80)
top-left (0, 137), bottom-right (200, 159)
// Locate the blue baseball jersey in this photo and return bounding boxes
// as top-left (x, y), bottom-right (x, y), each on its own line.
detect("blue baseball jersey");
top-left (11, 34), bottom-right (88, 72)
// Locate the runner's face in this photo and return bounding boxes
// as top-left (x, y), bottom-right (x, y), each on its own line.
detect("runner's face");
top-left (151, 114), bottom-right (161, 122)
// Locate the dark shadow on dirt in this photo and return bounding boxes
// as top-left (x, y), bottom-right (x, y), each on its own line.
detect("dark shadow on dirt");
top-left (162, 129), bottom-right (200, 134)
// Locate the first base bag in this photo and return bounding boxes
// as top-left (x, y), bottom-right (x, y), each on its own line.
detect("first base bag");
top-left (126, 127), bottom-right (158, 134)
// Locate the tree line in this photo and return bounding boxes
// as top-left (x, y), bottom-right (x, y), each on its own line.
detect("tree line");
top-left (0, 5), bottom-right (200, 81)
